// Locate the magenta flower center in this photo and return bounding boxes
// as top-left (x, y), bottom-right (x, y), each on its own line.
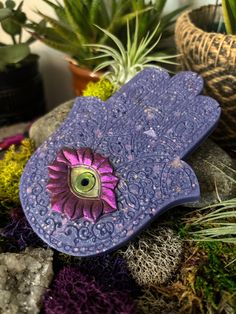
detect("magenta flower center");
top-left (47, 147), bottom-right (119, 222)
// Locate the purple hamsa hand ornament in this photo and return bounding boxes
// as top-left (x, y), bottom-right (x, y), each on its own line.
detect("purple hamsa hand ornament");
top-left (20, 68), bottom-right (221, 256)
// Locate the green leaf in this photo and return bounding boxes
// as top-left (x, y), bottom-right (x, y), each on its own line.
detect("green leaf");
top-left (36, 10), bottom-right (78, 43)
top-left (2, 17), bottom-right (21, 35)
top-left (222, 0), bottom-right (236, 34)
top-left (0, 43), bottom-right (30, 70)
top-left (15, 11), bottom-right (26, 24)
top-left (43, 0), bottom-right (68, 25)
top-left (5, 0), bottom-right (15, 9)
top-left (89, 0), bottom-right (100, 25)
top-left (0, 8), bottom-right (12, 21)
top-left (153, 0), bottom-right (167, 18)
top-left (25, 35), bottom-right (36, 45)
top-left (16, 1), bottom-right (24, 11)
top-left (118, 7), bottom-right (153, 25)
top-left (38, 36), bottom-right (80, 56)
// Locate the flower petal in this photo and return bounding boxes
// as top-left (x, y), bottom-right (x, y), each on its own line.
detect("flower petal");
top-left (47, 179), bottom-right (67, 188)
top-left (56, 151), bottom-right (69, 164)
top-left (91, 200), bottom-right (103, 221)
top-left (102, 202), bottom-right (117, 214)
top-left (101, 175), bottom-right (119, 185)
top-left (82, 148), bottom-right (93, 166)
top-left (72, 199), bottom-right (84, 219)
top-left (76, 147), bottom-right (93, 166)
top-left (95, 157), bottom-right (113, 174)
top-left (82, 200), bottom-right (93, 221)
top-left (47, 184), bottom-right (70, 195)
top-left (48, 161), bottom-right (67, 172)
top-left (101, 187), bottom-right (117, 209)
top-left (62, 148), bottom-right (79, 166)
top-left (48, 168), bottom-right (67, 180)
top-left (51, 195), bottom-right (68, 213)
top-left (101, 174), bottom-right (119, 190)
top-left (92, 152), bottom-right (106, 169)
top-left (64, 196), bottom-right (82, 220)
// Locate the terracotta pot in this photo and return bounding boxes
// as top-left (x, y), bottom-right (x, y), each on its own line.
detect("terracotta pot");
top-left (69, 63), bottom-right (101, 96)
top-left (175, 5), bottom-right (236, 153)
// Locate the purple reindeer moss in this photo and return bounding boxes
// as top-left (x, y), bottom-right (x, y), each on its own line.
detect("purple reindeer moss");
top-left (43, 266), bottom-right (136, 314)
top-left (79, 254), bottom-right (140, 297)
top-left (0, 207), bottom-right (44, 251)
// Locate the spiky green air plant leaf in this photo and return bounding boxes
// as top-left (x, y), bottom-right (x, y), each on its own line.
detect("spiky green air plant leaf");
top-left (86, 18), bottom-right (179, 87)
top-left (222, 0), bottom-right (236, 34)
top-left (187, 163), bottom-right (236, 246)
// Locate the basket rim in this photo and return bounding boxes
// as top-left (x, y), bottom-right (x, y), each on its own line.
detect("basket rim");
top-left (180, 4), bottom-right (236, 40)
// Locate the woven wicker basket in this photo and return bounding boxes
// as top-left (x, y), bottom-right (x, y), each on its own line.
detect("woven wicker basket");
top-left (175, 5), bottom-right (236, 153)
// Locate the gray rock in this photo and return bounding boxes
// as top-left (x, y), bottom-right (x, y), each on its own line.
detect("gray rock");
top-left (0, 248), bottom-right (53, 314)
top-left (186, 139), bottom-right (236, 208)
top-left (29, 99), bottom-right (74, 147)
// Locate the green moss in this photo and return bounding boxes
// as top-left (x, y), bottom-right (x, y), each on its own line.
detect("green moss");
top-left (195, 242), bottom-right (236, 310)
top-left (82, 79), bottom-right (116, 100)
top-left (0, 139), bottom-right (35, 206)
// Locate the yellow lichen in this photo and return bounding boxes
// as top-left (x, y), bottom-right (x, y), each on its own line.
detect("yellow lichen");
top-left (0, 139), bottom-right (35, 205)
top-left (82, 79), bottom-right (116, 101)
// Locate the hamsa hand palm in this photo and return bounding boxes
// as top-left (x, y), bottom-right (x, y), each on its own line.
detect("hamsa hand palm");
top-left (20, 68), bottom-right (220, 256)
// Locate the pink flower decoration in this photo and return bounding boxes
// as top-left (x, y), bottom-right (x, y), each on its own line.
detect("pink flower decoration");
top-left (47, 147), bottom-right (119, 221)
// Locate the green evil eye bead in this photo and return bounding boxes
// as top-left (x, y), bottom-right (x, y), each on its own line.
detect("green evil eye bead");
top-left (76, 172), bottom-right (95, 192)
top-left (70, 166), bottom-right (100, 198)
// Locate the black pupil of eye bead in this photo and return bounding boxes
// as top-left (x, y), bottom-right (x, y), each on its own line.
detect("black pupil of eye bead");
top-left (81, 178), bottom-right (89, 186)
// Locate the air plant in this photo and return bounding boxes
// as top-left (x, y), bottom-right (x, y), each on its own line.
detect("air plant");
top-left (88, 18), bottom-right (179, 87)
top-left (187, 163), bottom-right (236, 245)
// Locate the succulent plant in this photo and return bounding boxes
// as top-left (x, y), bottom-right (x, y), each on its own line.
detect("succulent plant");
top-left (0, 0), bottom-right (36, 71)
top-left (28, 0), bottom-right (186, 69)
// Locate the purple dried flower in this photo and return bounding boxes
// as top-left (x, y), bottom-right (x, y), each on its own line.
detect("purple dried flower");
top-left (43, 266), bottom-right (136, 314)
top-left (47, 147), bottom-right (119, 221)
top-left (0, 208), bottom-right (44, 251)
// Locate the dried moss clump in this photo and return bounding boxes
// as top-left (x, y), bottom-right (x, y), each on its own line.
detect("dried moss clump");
top-left (136, 286), bottom-right (180, 314)
top-left (82, 79), bottom-right (116, 100)
top-left (138, 240), bottom-right (236, 314)
top-left (0, 139), bottom-right (34, 205)
top-left (122, 226), bottom-right (183, 286)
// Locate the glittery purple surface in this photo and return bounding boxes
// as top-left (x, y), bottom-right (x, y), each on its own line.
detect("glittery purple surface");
top-left (19, 68), bottom-right (221, 256)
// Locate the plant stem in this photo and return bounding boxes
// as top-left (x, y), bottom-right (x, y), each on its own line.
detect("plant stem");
top-left (11, 35), bottom-right (16, 44)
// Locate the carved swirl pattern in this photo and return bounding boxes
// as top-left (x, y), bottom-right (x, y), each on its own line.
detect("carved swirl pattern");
top-left (20, 68), bottom-right (221, 256)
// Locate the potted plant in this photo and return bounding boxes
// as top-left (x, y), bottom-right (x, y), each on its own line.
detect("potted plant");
top-left (0, 0), bottom-right (46, 125)
top-left (28, 0), bottom-right (186, 95)
top-left (175, 1), bottom-right (236, 154)
top-left (87, 18), bottom-right (178, 89)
